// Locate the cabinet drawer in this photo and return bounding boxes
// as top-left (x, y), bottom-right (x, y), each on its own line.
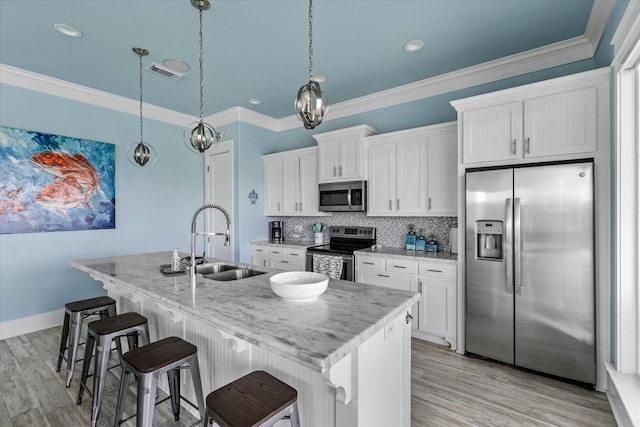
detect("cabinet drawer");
top-left (251, 245), bottom-right (268, 255)
top-left (386, 258), bottom-right (418, 275)
top-left (268, 247), bottom-right (286, 257)
top-left (286, 248), bottom-right (306, 259)
top-left (418, 262), bottom-right (456, 280)
top-left (356, 256), bottom-right (385, 271)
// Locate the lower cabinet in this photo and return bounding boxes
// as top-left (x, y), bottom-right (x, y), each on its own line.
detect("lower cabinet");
top-left (251, 243), bottom-right (306, 271)
top-left (356, 254), bottom-right (457, 349)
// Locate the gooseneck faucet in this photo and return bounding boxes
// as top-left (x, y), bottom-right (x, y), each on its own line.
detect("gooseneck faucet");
top-left (190, 203), bottom-right (231, 288)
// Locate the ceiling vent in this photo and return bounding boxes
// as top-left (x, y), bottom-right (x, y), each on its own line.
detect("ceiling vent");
top-left (146, 63), bottom-right (184, 80)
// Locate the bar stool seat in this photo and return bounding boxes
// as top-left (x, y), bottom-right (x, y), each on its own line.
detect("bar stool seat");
top-left (56, 296), bottom-right (117, 387)
top-left (203, 370), bottom-right (300, 427)
top-left (114, 336), bottom-right (205, 427)
top-left (76, 312), bottom-right (150, 427)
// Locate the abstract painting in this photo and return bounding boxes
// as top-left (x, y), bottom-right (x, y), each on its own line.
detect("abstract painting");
top-left (0, 126), bottom-right (115, 234)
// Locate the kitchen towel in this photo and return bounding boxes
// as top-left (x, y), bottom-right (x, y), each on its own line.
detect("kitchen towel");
top-left (312, 254), bottom-right (343, 279)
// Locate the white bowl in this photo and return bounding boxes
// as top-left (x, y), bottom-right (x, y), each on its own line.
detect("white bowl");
top-left (269, 271), bottom-right (329, 302)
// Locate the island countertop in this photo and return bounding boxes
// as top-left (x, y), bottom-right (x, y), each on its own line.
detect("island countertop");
top-left (71, 251), bottom-right (419, 374)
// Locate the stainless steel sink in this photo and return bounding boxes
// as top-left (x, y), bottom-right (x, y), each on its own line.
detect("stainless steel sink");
top-left (202, 268), bottom-right (266, 282)
top-left (195, 263), bottom-right (237, 275)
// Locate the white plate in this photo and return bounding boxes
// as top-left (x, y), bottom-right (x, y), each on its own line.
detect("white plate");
top-left (270, 271), bottom-right (329, 302)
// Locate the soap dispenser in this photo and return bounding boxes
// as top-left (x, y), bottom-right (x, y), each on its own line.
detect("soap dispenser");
top-left (171, 248), bottom-right (181, 272)
top-left (405, 224), bottom-right (417, 250)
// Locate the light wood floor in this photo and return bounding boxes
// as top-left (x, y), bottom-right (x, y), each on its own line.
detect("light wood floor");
top-left (0, 326), bottom-right (616, 426)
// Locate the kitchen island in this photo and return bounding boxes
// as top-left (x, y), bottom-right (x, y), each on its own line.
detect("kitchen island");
top-left (71, 251), bottom-right (419, 427)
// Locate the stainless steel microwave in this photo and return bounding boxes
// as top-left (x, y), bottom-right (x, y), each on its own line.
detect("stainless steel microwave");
top-left (319, 181), bottom-right (367, 212)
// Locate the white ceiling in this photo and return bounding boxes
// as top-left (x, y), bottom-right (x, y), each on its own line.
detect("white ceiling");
top-left (0, 0), bottom-right (607, 126)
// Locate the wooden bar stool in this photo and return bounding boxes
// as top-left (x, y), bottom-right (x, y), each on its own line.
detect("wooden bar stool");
top-left (114, 336), bottom-right (206, 427)
top-left (76, 312), bottom-right (150, 427)
top-left (203, 370), bottom-right (300, 427)
top-left (56, 296), bottom-right (118, 387)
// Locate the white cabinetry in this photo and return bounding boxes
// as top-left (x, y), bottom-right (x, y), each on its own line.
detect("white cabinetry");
top-left (251, 243), bottom-right (306, 271)
top-left (452, 70), bottom-right (607, 165)
top-left (264, 147), bottom-right (326, 216)
top-left (313, 125), bottom-right (377, 183)
top-left (356, 254), bottom-right (457, 348)
top-left (367, 122), bottom-right (457, 216)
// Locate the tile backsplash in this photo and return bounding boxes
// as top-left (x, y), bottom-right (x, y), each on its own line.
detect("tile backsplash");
top-left (281, 213), bottom-right (458, 252)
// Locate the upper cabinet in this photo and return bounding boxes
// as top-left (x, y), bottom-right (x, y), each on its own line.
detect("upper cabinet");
top-left (452, 68), bottom-right (608, 166)
top-left (313, 125), bottom-right (378, 183)
top-left (264, 147), bottom-right (328, 216)
top-left (367, 122), bottom-right (457, 217)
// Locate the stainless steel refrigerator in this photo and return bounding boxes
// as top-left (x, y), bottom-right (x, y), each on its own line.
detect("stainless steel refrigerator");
top-left (465, 161), bottom-right (595, 385)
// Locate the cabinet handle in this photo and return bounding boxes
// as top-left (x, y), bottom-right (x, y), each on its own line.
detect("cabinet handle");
top-left (511, 139), bottom-right (517, 155)
top-left (393, 265), bottom-right (406, 269)
top-left (333, 166), bottom-right (337, 177)
top-left (389, 199), bottom-right (392, 211)
top-left (363, 261), bottom-right (375, 265)
top-left (397, 199), bottom-right (400, 210)
top-left (290, 253), bottom-right (299, 257)
top-left (339, 165), bottom-right (343, 176)
top-left (427, 269), bottom-right (443, 273)
top-left (377, 274), bottom-right (390, 278)
top-left (419, 281), bottom-right (423, 293)
top-left (255, 249), bottom-right (264, 252)
top-left (525, 137), bottom-right (530, 154)
top-left (299, 202), bottom-right (303, 211)
top-left (428, 197), bottom-right (432, 210)
top-left (281, 260), bottom-right (289, 263)
top-left (263, 260), bottom-right (267, 267)
top-left (272, 251), bottom-right (281, 254)
top-left (278, 202), bottom-right (281, 211)
top-left (295, 202), bottom-right (299, 211)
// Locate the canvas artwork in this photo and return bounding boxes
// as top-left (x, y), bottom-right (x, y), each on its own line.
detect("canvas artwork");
top-left (0, 126), bottom-right (115, 234)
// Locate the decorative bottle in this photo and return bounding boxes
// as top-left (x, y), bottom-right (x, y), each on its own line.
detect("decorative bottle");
top-left (405, 224), bottom-right (417, 250)
top-left (416, 229), bottom-right (426, 251)
top-left (171, 248), bottom-right (181, 272)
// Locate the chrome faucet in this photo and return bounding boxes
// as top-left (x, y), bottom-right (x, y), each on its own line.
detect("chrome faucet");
top-left (190, 203), bottom-right (231, 288)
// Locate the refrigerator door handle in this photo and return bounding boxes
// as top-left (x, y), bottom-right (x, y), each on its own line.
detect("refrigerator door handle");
top-left (505, 198), bottom-right (514, 294)
top-left (514, 197), bottom-right (522, 294)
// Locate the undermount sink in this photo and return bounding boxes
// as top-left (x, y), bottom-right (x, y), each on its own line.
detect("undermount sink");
top-left (195, 263), bottom-right (237, 275)
top-left (202, 268), bottom-right (266, 282)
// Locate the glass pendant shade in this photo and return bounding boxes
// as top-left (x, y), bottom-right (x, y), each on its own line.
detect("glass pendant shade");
top-left (127, 141), bottom-right (157, 167)
top-left (184, 120), bottom-right (217, 153)
top-left (294, 80), bottom-right (328, 130)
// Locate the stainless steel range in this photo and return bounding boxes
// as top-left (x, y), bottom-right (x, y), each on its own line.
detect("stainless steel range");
top-left (306, 226), bottom-right (376, 281)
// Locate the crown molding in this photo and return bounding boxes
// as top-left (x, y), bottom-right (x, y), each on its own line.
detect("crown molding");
top-left (0, 63), bottom-right (195, 127)
top-left (611, 0), bottom-right (640, 69)
top-left (1, 1), bottom-right (614, 133)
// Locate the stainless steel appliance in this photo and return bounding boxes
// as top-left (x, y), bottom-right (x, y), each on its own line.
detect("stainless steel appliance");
top-left (319, 181), bottom-right (367, 212)
top-left (465, 161), bottom-right (595, 385)
top-left (269, 221), bottom-right (284, 243)
top-left (306, 226), bottom-right (376, 281)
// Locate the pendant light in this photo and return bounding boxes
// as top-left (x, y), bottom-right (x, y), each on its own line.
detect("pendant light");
top-left (127, 47), bottom-right (157, 167)
top-left (184, 0), bottom-right (219, 154)
top-left (294, 0), bottom-right (328, 130)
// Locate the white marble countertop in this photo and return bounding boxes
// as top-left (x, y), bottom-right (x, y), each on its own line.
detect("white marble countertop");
top-left (71, 251), bottom-right (418, 373)
top-left (251, 240), bottom-right (320, 249)
top-left (355, 247), bottom-right (458, 264)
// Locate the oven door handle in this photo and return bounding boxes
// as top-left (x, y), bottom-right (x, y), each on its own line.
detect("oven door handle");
top-left (347, 186), bottom-right (352, 210)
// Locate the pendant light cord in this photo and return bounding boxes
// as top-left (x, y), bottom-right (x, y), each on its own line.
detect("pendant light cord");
top-left (308, 0), bottom-right (313, 80)
top-left (198, 6), bottom-right (205, 122)
top-left (138, 51), bottom-right (144, 143)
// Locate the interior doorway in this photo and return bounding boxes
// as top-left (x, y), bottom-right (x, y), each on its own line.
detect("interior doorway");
top-left (205, 140), bottom-right (234, 261)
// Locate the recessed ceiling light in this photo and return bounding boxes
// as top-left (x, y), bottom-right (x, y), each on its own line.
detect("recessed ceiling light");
top-left (312, 75), bottom-right (326, 83)
top-left (53, 23), bottom-right (82, 38)
top-left (248, 99), bottom-right (262, 105)
top-left (163, 59), bottom-right (190, 72)
top-left (403, 39), bottom-right (424, 52)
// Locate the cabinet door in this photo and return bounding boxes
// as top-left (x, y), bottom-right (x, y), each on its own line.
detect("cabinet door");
top-left (338, 135), bottom-right (364, 180)
top-left (357, 269), bottom-right (415, 292)
top-left (367, 142), bottom-right (397, 215)
top-left (298, 152), bottom-right (320, 214)
top-left (252, 254), bottom-right (268, 268)
top-left (317, 139), bottom-right (339, 182)
top-left (281, 156), bottom-right (300, 214)
top-left (270, 257), bottom-right (303, 271)
top-left (524, 87), bottom-right (597, 158)
top-left (426, 131), bottom-right (457, 215)
top-left (462, 102), bottom-right (522, 164)
top-left (264, 158), bottom-right (283, 215)
top-left (396, 137), bottom-right (427, 215)
top-left (417, 277), bottom-right (455, 339)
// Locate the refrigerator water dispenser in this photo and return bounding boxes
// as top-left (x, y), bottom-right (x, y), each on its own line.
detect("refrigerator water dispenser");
top-left (476, 220), bottom-right (503, 260)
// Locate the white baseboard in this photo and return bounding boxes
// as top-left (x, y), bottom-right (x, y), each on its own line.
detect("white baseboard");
top-left (605, 362), bottom-right (640, 427)
top-left (0, 309), bottom-right (63, 340)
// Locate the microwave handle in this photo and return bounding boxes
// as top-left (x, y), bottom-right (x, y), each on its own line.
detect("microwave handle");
top-left (347, 186), bottom-right (352, 210)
